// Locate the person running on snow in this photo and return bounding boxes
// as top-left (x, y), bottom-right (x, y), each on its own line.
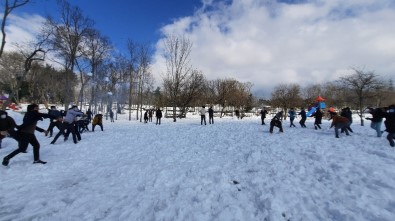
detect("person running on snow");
top-left (2, 104), bottom-right (53, 166)
top-left (329, 111), bottom-right (350, 138)
top-left (311, 107), bottom-right (323, 130)
top-left (384, 105), bottom-right (395, 147)
top-left (288, 108), bottom-right (297, 127)
top-left (51, 105), bottom-right (82, 144)
top-left (298, 107), bottom-right (307, 128)
top-left (365, 107), bottom-right (385, 137)
top-left (46, 106), bottom-right (62, 137)
top-left (0, 110), bottom-right (17, 149)
top-left (340, 107), bottom-right (353, 133)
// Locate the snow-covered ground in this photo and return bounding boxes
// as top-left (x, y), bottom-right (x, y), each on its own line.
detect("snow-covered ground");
top-left (1, 110), bottom-right (394, 221)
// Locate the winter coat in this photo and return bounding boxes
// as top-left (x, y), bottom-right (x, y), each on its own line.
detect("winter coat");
top-left (0, 111), bottom-right (17, 139)
top-left (64, 108), bottom-right (83, 124)
top-left (275, 111), bottom-right (283, 120)
top-left (340, 109), bottom-right (353, 123)
top-left (18, 110), bottom-right (52, 134)
top-left (200, 108), bottom-right (206, 116)
top-left (299, 110), bottom-right (306, 119)
top-left (330, 115), bottom-right (349, 128)
top-left (48, 109), bottom-right (62, 118)
top-left (156, 109), bottom-right (162, 118)
top-left (288, 110), bottom-right (296, 118)
top-left (92, 114), bottom-right (103, 125)
top-left (366, 108), bottom-right (384, 123)
top-left (208, 108), bottom-right (214, 117)
top-left (384, 107), bottom-right (395, 133)
top-left (260, 109), bottom-right (268, 118)
top-left (311, 109), bottom-right (323, 124)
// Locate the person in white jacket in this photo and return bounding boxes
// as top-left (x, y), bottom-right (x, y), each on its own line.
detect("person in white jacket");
top-left (200, 106), bottom-right (207, 125)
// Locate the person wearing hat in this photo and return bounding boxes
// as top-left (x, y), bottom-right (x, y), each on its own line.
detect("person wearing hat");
top-left (384, 105), bottom-right (395, 147)
top-left (2, 104), bottom-right (53, 166)
top-left (0, 110), bottom-right (17, 149)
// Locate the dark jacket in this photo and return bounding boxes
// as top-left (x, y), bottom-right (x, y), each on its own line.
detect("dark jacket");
top-left (311, 109), bottom-right (323, 124)
top-left (384, 107), bottom-right (395, 133)
top-left (156, 109), bottom-right (162, 118)
top-left (18, 110), bottom-right (52, 134)
top-left (340, 108), bottom-right (353, 123)
top-left (366, 108), bottom-right (384, 122)
top-left (0, 111), bottom-right (17, 139)
top-left (299, 110), bottom-right (306, 119)
top-left (260, 109), bottom-right (268, 118)
top-left (208, 108), bottom-right (214, 117)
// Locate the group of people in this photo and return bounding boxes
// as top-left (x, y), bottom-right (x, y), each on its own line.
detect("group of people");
top-left (199, 106), bottom-right (214, 125)
top-left (143, 108), bottom-right (163, 125)
top-left (0, 104), bottom-right (106, 166)
top-left (262, 105), bottom-right (395, 147)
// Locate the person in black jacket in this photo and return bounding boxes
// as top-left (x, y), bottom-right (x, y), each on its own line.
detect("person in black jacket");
top-left (2, 104), bottom-right (53, 166)
top-left (298, 108), bottom-right (307, 128)
top-left (208, 106), bottom-right (214, 124)
top-left (269, 116), bottom-right (283, 133)
top-left (366, 107), bottom-right (385, 137)
top-left (0, 110), bottom-right (17, 149)
top-left (156, 108), bottom-right (162, 125)
top-left (47, 106), bottom-right (62, 137)
top-left (384, 105), bottom-right (395, 147)
top-left (260, 108), bottom-right (268, 125)
top-left (311, 108), bottom-right (322, 129)
top-left (340, 107), bottom-right (353, 133)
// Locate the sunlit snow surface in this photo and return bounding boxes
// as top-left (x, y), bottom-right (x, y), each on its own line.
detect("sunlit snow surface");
top-left (1, 110), bottom-right (394, 221)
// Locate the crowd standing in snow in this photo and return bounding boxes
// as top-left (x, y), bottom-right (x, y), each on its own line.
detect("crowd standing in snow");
top-left (1, 102), bottom-right (395, 167)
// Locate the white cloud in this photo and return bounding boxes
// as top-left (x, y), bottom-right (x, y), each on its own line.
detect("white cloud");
top-left (3, 13), bottom-right (45, 51)
top-left (152, 0), bottom-right (395, 97)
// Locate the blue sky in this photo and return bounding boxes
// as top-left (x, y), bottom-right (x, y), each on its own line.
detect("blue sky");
top-left (4, 0), bottom-right (395, 97)
top-left (15, 0), bottom-right (203, 48)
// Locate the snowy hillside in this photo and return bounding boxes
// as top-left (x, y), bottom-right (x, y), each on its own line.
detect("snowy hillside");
top-left (1, 110), bottom-right (394, 221)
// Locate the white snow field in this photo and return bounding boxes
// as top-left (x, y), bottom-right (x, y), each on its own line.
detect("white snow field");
top-left (1, 110), bottom-right (395, 221)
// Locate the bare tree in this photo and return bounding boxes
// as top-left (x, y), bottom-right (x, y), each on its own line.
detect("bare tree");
top-left (338, 68), bottom-right (384, 126)
top-left (162, 35), bottom-right (193, 122)
top-left (135, 43), bottom-right (151, 122)
top-left (270, 83), bottom-right (302, 120)
top-left (43, 0), bottom-right (94, 109)
top-left (0, 0), bottom-right (30, 58)
top-left (1, 48), bottom-right (45, 109)
top-left (80, 28), bottom-right (112, 111)
top-left (126, 40), bottom-right (139, 121)
top-left (177, 69), bottom-right (206, 117)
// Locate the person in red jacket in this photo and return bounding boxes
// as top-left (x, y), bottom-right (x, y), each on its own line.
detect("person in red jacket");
top-left (329, 111), bottom-right (350, 138)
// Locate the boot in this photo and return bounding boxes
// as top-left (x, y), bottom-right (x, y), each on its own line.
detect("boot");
top-left (2, 157), bottom-right (9, 166)
top-left (33, 160), bottom-right (47, 164)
